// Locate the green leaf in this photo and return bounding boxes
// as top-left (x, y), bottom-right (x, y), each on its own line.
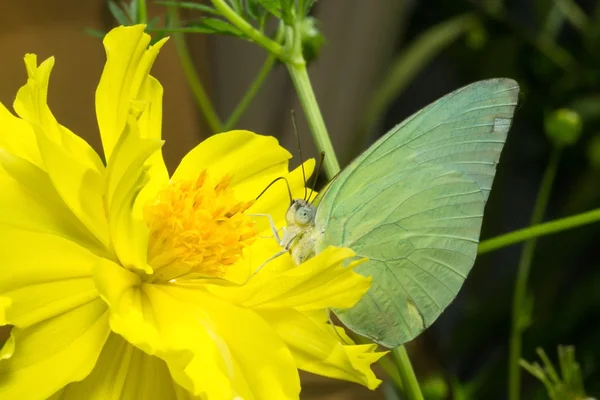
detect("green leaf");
top-left (245, 0), bottom-right (259, 20)
top-left (108, 1), bottom-right (131, 24)
top-left (253, 0), bottom-right (282, 18)
top-left (256, 7), bottom-right (272, 32)
top-left (301, 17), bottom-right (324, 64)
top-left (554, 0), bottom-right (590, 34)
top-left (155, 1), bottom-right (221, 16)
top-left (146, 16), bottom-right (161, 29)
top-left (244, 0), bottom-right (276, 31)
top-left (301, 0), bottom-right (316, 16)
top-left (186, 17), bottom-right (246, 37)
top-left (83, 28), bottom-right (106, 39)
top-left (229, 0), bottom-right (244, 14)
top-left (126, 0), bottom-right (138, 22)
top-left (279, 0), bottom-right (293, 9)
top-left (277, 0), bottom-right (294, 23)
top-left (521, 346), bottom-right (591, 400)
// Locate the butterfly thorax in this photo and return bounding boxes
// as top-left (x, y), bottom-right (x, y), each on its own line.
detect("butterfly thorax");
top-left (281, 199), bottom-right (321, 265)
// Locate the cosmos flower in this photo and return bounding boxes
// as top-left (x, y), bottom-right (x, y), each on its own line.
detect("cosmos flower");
top-left (0, 25), bottom-right (385, 399)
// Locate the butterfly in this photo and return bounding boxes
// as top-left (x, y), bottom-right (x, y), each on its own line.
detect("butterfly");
top-left (269, 78), bottom-right (520, 348)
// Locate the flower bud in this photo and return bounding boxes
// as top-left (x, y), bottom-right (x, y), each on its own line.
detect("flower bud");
top-left (544, 108), bottom-right (582, 147)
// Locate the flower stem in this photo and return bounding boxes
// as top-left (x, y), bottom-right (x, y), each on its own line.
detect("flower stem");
top-left (378, 355), bottom-right (405, 391)
top-left (223, 53), bottom-right (279, 130)
top-left (286, 61), bottom-right (340, 178)
top-left (167, 6), bottom-right (223, 133)
top-left (210, 0), bottom-right (284, 58)
top-left (137, 0), bottom-right (148, 23)
top-left (508, 148), bottom-right (561, 400)
top-left (392, 346), bottom-right (424, 400)
top-left (477, 207), bottom-right (600, 254)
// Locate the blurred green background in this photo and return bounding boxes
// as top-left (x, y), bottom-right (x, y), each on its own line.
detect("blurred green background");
top-left (1, 0), bottom-right (599, 399)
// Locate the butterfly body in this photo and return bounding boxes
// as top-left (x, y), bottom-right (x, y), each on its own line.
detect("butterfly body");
top-left (282, 199), bottom-right (321, 264)
top-left (282, 78), bottom-right (520, 348)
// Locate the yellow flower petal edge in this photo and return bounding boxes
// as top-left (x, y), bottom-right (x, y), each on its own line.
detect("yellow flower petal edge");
top-left (172, 130), bottom-right (291, 186)
top-left (207, 246), bottom-right (372, 311)
top-left (105, 115), bottom-right (163, 274)
top-left (0, 102), bottom-right (41, 168)
top-left (96, 24), bottom-right (168, 162)
top-left (0, 152), bottom-right (102, 251)
top-left (261, 309), bottom-right (386, 390)
top-left (0, 299), bottom-right (110, 399)
top-left (11, 55), bottom-right (110, 248)
top-left (15, 54), bottom-right (104, 173)
top-left (50, 333), bottom-right (200, 400)
top-left (93, 257), bottom-right (236, 399)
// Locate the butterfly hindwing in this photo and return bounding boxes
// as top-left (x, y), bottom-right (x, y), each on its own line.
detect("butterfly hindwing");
top-left (314, 78), bottom-right (520, 347)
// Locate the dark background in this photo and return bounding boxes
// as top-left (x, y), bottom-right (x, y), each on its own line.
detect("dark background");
top-left (1, 1), bottom-right (598, 399)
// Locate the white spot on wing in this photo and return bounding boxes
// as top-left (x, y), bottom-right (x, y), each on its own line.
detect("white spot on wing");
top-left (493, 118), bottom-right (511, 133)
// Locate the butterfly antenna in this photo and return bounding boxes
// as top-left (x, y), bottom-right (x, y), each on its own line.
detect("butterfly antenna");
top-left (308, 151), bottom-right (325, 203)
top-left (255, 176), bottom-right (293, 205)
top-left (290, 110), bottom-right (308, 201)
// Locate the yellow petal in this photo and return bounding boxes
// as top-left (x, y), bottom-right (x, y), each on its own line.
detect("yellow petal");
top-left (0, 102), bottom-right (42, 168)
top-left (13, 54), bottom-right (104, 173)
top-left (96, 25), bottom-right (168, 162)
top-left (29, 130), bottom-right (110, 248)
top-left (261, 309), bottom-right (385, 390)
top-left (0, 228), bottom-right (102, 328)
top-left (136, 75), bottom-right (170, 191)
top-left (172, 130), bottom-right (292, 195)
top-left (209, 246), bottom-right (371, 311)
top-left (105, 115), bottom-right (163, 273)
top-left (152, 285), bottom-right (301, 400)
top-left (11, 54), bottom-right (110, 247)
top-left (0, 153), bottom-right (105, 253)
top-left (93, 258), bottom-right (234, 399)
top-left (51, 333), bottom-right (198, 400)
top-left (0, 299), bottom-right (110, 399)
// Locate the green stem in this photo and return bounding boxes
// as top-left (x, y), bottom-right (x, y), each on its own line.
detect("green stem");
top-left (210, 0), bottom-right (284, 58)
top-left (286, 61), bottom-right (340, 178)
top-left (167, 6), bottom-right (223, 133)
top-left (477, 207), bottom-right (600, 254)
top-left (508, 148), bottom-right (561, 400)
top-left (392, 346), bottom-right (424, 400)
top-left (378, 355), bottom-right (405, 392)
top-left (223, 53), bottom-right (278, 130)
top-left (137, 0), bottom-right (148, 23)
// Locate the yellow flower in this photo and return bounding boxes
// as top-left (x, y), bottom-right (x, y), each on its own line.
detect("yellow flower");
top-left (0, 25), bottom-right (385, 399)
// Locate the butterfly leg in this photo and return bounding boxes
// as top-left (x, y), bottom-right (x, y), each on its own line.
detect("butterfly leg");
top-left (325, 308), bottom-right (353, 345)
top-left (247, 213), bottom-right (282, 245)
top-left (244, 249), bottom-right (287, 283)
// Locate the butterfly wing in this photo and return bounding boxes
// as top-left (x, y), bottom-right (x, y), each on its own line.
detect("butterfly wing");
top-left (314, 78), bottom-right (520, 347)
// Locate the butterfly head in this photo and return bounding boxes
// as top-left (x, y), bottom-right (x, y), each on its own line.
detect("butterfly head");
top-left (286, 199), bottom-right (315, 227)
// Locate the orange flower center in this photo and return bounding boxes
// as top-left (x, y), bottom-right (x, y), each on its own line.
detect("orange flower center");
top-left (143, 170), bottom-right (256, 282)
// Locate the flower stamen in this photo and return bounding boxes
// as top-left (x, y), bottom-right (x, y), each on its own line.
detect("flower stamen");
top-left (144, 170), bottom-right (256, 281)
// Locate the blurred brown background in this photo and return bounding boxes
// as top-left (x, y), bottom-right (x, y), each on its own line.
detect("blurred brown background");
top-left (0, 1), bottom-right (409, 399)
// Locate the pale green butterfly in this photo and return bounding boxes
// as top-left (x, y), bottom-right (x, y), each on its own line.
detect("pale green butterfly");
top-left (266, 78), bottom-right (519, 348)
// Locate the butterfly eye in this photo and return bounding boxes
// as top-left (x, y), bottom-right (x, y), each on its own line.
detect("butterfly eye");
top-left (294, 206), bottom-right (313, 225)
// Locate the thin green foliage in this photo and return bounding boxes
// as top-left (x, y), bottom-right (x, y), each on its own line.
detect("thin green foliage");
top-left (520, 346), bottom-right (592, 400)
